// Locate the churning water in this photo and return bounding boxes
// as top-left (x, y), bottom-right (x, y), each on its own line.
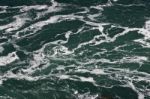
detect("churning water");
top-left (0, 0), bottom-right (150, 99)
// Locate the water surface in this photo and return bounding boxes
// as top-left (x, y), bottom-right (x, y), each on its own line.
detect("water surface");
top-left (0, 0), bottom-right (150, 99)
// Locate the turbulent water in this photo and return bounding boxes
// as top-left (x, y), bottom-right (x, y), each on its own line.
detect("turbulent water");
top-left (0, 0), bottom-right (150, 99)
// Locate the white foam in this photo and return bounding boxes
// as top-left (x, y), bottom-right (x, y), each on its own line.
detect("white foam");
top-left (65, 31), bottom-right (72, 39)
top-left (91, 69), bottom-right (106, 75)
top-left (133, 20), bottom-right (150, 48)
top-left (30, 15), bottom-right (60, 28)
top-left (113, 0), bottom-right (118, 2)
top-left (22, 52), bottom-right (47, 74)
top-left (87, 13), bottom-right (103, 21)
top-left (145, 20), bottom-right (150, 31)
top-left (50, 45), bottom-right (73, 56)
top-left (119, 56), bottom-right (148, 64)
top-left (134, 39), bottom-right (150, 48)
top-left (76, 68), bottom-right (107, 75)
top-left (58, 74), bottom-right (96, 83)
top-left (79, 76), bottom-right (95, 83)
top-left (56, 66), bottom-right (65, 70)
top-left (59, 75), bottom-right (70, 79)
top-left (0, 15), bottom-right (30, 32)
top-left (15, 15), bottom-right (61, 38)
top-left (0, 70), bottom-right (42, 86)
top-left (0, 52), bottom-right (19, 66)
top-left (20, 5), bottom-right (48, 12)
top-left (78, 93), bottom-right (98, 99)
top-left (98, 24), bottom-right (104, 33)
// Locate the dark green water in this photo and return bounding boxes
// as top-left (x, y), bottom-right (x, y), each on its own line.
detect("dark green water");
top-left (0, 0), bottom-right (150, 99)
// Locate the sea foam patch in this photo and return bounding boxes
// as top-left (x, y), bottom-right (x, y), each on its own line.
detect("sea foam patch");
top-left (145, 20), bottom-right (150, 31)
top-left (119, 56), bottom-right (148, 63)
top-left (0, 52), bottom-right (19, 66)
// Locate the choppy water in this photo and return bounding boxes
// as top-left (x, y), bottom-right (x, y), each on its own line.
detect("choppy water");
top-left (0, 0), bottom-right (150, 99)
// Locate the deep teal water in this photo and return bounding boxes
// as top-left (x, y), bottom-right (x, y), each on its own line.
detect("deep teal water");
top-left (0, 0), bottom-right (150, 99)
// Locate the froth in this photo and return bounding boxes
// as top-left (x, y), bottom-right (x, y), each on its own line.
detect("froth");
top-left (0, 52), bottom-right (19, 66)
